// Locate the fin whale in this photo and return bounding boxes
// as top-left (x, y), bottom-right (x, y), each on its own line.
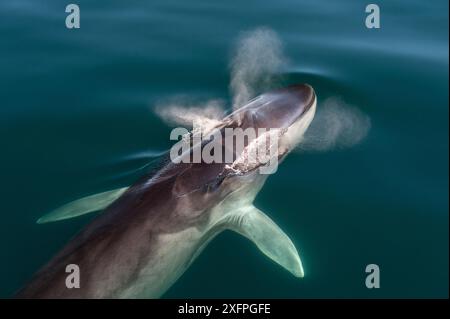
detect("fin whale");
top-left (16, 84), bottom-right (316, 298)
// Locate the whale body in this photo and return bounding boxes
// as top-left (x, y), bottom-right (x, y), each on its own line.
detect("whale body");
top-left (16, 84), bottom-right (316, 298)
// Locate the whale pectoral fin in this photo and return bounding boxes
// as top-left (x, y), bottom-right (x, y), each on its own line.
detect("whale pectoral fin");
top-left (36, 187), bottom-right (129, 224)
top-left (229, 206), bottom-right (304, 278)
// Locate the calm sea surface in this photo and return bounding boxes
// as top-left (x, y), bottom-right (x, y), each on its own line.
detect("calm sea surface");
top-left (0, 0), bottom-right (448, 297)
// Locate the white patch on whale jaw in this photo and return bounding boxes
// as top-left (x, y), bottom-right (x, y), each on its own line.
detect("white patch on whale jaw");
top-left (280, 98), bottom-right (317, 153)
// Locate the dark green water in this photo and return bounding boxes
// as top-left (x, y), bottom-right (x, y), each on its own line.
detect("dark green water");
top-left (0, 0), bottom-right (448, 298)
